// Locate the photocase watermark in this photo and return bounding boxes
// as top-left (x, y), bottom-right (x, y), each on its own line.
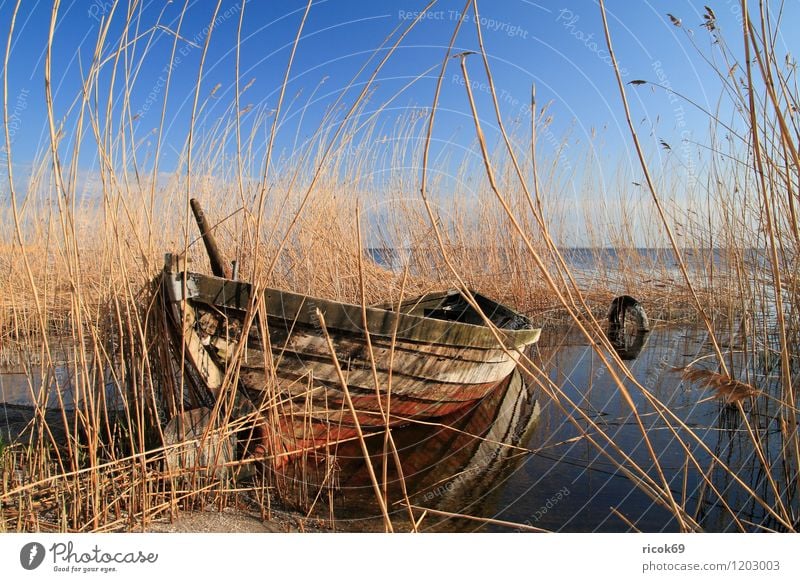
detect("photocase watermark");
top-left (398, 9), bottom-right (529, 39)
top-left (88, 0), bottom-right (114, 22)
top-left (556, 9), bottom-right (629, 77)
top-left (421, 448), bottom-right (504, 502)
top-left (451, 72), bottom-right (492, 96)
top-left (397, 9), bottom-right (448, 22)
top-left (18, 540), bottom-right (159, 574)
top-left (136, 3), bottom-right (242, 120)
top-left (723, 0), bottom-right (745, 29)
top-left (450, 73), bottom-right (573, 173)
top-left (651, 60), bottom-right (697, 187)
top-left (0, 87), bottom-right (29, 164)
top-left (516, 485), bottom-right (570, 530)
top-left (19, 542), bottom-right (46, 571)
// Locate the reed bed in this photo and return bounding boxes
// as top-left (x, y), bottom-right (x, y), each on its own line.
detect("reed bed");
top-left (1, 0), bottom-right (798, 532)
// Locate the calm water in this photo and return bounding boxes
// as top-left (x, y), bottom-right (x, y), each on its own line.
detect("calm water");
top-left (0, 343), bottom-right (121, 442)
top-left (1, 316), bottom-right (791, 532)
top-left (280, 324), bottom-right (790, 532)
top-left (0, 348), bottom-right (122, 406)
top-left (369, 246), bottom-right (744, 273)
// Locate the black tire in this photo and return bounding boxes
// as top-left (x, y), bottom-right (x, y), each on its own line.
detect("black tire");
top-left (607, 295), bottom-right (650, 333)
top-left (607, 295), bottom-right (650, 360)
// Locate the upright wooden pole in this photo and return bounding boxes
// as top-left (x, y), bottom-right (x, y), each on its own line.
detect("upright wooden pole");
top-left (190, 198), bottom-right (231, 279)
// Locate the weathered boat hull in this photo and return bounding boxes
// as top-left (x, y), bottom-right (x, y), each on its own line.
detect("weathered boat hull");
top-left (161, 254), bottom-right (540, 463)
top-left (282, 368), bottom-right (542, 528)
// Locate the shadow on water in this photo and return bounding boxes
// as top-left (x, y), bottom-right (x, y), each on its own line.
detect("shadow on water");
top-left (275, 324), bottom-right (792, 532)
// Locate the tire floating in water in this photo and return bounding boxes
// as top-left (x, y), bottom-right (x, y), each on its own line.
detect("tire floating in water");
top-left (607, 295), bottom-right (650, 360)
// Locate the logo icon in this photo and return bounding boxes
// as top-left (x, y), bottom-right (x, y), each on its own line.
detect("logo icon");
top-left (20, 542), bottom-right (46, 570)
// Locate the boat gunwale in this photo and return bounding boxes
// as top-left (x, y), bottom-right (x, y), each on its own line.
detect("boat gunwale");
top-left (171, 268), bottom-right (541, 350)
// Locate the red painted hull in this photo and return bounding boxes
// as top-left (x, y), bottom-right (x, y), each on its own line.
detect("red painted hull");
top-left (253, 379), bottom-right (505, 466)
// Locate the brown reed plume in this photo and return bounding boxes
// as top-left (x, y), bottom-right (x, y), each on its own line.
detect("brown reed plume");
top-left (679, 367), bottom-right (759, 405)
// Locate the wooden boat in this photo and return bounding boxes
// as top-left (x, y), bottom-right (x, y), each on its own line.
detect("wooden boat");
top-left (159, 200), bottom-right (540, 465)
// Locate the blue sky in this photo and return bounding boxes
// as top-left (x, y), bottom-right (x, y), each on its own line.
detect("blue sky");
top-left (1, 0), bottom-right (798, 229)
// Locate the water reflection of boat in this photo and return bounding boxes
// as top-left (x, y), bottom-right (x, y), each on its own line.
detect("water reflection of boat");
top-left (292, 367), bottom-right (540, 529)
top-left (420, 368), bottom-right (540, 515)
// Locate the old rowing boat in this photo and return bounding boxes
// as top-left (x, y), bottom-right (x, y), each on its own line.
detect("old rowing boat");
top-left (159, 201), bottom-right (540, 465)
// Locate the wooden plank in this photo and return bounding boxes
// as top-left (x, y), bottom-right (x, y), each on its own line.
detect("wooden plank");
top-left (185, 273), bottom-right (541, 350)
top-left (163, 256), bottom-right (224, 394)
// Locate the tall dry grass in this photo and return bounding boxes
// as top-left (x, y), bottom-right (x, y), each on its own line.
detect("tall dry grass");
top-left (0, 0), bottom-right (798, 532)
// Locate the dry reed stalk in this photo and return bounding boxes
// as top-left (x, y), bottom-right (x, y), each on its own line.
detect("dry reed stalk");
top-left (402, 503), bottom-right (549, 532)
top-left (452, 25), bottom-right (693, 528)
top-left (1, 0), bottom-right (797, 533)
top-left (598, 0), bottom-right (727, 369)
top-left (315, 309), bottom-right (393, 532)
top-left (397, 20), bottom-right (687, 527)
top-left (739, 1), bottom-right (800, 500)
top-left (470, 0), bottom-right (587, 319)
top-left (177, 2), bottom-right (223, 455)
top-left (355, 208), bottom-right (417, 531)
top-left (609, 507), bottom-right (642, 533)
top-left (680, 364), bottom-right (790, 520)
top-left (259, 1), bottom-right (440, 283)
top-left (252, 0), bottom-right (312, 266)
top-left (595, 0), bottom-right (798, 530)
top-left (471, 2), bottom-right (666, 343)
top-left (3, 0), bottom-right (72, 477)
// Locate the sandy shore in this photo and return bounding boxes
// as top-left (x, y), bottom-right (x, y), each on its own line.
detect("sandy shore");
top-left (143, 506), bottom-right (332, 533)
